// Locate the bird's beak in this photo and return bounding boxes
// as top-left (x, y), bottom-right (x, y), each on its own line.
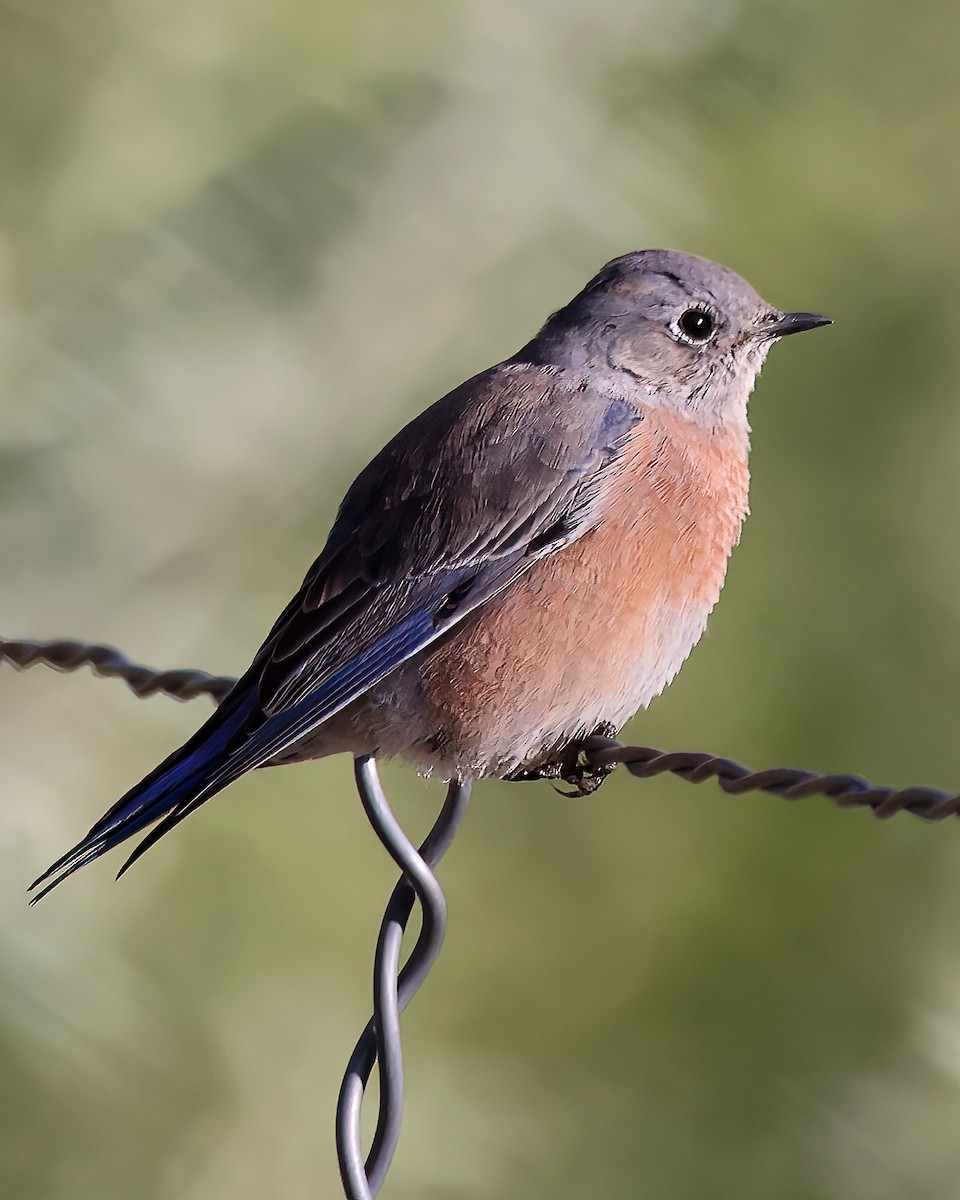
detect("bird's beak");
top-left (763, 311), bottom-right (833, 339)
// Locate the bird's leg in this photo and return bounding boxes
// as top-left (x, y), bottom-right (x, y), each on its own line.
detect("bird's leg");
top-left (505, 723), bottom-right (620, 796)
top-left (555, 722), bottom-right (620, 796)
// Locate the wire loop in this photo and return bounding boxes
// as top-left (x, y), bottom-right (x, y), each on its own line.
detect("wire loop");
top-left (337, 759), bottom-right (471, 1198)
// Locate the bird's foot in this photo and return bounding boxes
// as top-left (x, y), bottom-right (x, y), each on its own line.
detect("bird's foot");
top-left (506, 724), bottom-right (619, 796)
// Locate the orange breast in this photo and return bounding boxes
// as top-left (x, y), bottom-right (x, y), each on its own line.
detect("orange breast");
top-left (415, 409), bottom-right (751, 776)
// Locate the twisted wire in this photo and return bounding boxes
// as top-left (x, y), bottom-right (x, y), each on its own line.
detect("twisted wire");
top-left (0, 637), bottom-right (235, 704)
top-left (337, 760), bottom-right (471, 1199)
top-left (579, 736), bottom-right (960, 822)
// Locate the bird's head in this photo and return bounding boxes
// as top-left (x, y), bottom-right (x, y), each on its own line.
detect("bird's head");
top-left (517, 249), bottom-right (831, 429)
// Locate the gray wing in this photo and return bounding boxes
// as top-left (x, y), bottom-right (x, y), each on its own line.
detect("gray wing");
top-left (254, 362), bottom-right (641, 715)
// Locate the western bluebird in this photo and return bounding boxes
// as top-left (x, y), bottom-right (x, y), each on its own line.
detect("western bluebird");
top-left (31, 249), bottom-right (830, 900)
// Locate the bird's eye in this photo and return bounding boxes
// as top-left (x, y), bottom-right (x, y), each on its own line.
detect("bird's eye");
top-left (676, 308), bottom-right (716, 343)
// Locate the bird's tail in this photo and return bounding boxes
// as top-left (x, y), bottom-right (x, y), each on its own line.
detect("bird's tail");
top-left (29, 692), bottom-right (257, 903)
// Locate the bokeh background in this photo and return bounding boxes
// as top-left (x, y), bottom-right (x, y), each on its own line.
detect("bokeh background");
top-left (4, 2), bottom-right (960, 1197)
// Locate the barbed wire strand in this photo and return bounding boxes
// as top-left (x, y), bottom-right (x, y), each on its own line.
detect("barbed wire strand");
top-left (6, 634), bottom-right (960, 1200)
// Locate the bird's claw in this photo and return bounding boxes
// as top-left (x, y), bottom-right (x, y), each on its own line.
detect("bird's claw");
top-left (506, 724), bottom-right (619, 796)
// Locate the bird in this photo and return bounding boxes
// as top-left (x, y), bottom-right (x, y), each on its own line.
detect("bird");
top-left (30, 249), bottom-right (830, 901)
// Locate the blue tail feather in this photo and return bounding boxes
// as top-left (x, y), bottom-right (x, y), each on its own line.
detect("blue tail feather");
top-left (31, 584), bottom-right (506, 900)
top-left (29, 692), bottom-right (256, 902)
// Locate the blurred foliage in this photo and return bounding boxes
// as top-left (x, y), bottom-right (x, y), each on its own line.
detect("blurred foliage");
top-left (4, 1), bottom-right (960, 1197)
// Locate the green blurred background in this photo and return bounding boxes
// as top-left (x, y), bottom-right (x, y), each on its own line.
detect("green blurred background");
top-left (4, 1), bottom-right (960, 1197)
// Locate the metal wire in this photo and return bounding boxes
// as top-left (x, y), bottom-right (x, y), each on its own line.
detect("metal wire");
top-left (0, 637), bottom-right (234, 704)
top-left (337, 760), bottom-right (471, 1199)
top-left (7, 634), bottom-right (960, 1200)
top-left (577, 735), bottom-right (960, 822)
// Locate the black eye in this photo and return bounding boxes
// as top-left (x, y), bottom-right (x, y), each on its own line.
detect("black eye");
top-left (677, 308), bottom-right (716, 342)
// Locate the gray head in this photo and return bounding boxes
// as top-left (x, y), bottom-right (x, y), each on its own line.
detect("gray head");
top-left (515, 249), bottom-right (830, 427)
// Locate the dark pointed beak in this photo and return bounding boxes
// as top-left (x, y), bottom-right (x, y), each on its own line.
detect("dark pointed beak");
top-left (763, 311), bottom-right (833, 339)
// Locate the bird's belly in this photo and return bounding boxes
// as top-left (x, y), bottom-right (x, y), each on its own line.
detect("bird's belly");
top-left (349, 432), bottom-right (747, 778)
top-left (408, 533), bottom-right (726, 775)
